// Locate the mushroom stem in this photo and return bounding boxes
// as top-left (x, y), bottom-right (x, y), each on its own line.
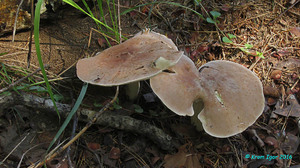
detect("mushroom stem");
top-left (125, 81), bottom-right (140, 101)
top-left (191, 98), bottom-right (204, 131)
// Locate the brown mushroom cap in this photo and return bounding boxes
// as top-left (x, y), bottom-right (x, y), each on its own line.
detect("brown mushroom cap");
top-left (197, 60), bottom-right (264, 138)
top-left (150, 55), bottom-right (203, 116)
top-left (76, 30), bottom-right (183, 86)
top-left (150, 58), bottom-right (264, 138)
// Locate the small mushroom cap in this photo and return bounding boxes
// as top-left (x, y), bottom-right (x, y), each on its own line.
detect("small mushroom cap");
top-left (150, 55), bottom-right (202, 116)
top-left (76, 30), bottom-right (183, 86)
top-left (197, 60), bottom-right (264, 138)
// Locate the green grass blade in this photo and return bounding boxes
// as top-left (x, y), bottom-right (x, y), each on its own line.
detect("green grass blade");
top-left (34, 0), bottom-right (60, 120)
top-left (63, 0), bottom-right (119, 36)
top-left (47, 82), bottom-right (88, 152)
top-left (1, 63), bottom-right (20, 94)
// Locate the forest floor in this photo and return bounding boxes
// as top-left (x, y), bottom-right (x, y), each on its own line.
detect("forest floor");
top-left (0, 0), bottom-right (299, 167)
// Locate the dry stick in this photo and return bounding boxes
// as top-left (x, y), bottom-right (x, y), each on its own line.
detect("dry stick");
top-left (27, 0), bottom-right (35, 68)
top-left (31, 86), bottom-right (120, 168)
top-left (88, 28), bottom-right (119, 48)
top-left (0, 64), bottom-right (49, 94)
top-left (12, 0), bottom-right (25, 42)
top-left (118, 0), bottom-right (122, 43)
top-left (1, 133), bottom-right (30, 165)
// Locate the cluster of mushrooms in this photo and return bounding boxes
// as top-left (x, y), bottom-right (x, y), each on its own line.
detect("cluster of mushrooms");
top-left (76, 29), bottom-right (265, 138)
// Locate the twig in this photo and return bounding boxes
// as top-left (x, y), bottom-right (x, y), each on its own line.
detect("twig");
top-left (118, 0), bottom-right (122, 43)
top-left (17, 143), bottom-right (46, 168)
top-left (27, 0), bottom-right (35, 68)
top-left (0, 64), bottom-right (49, 94)
top-left (30, 87), bottom-right (120, 168)
top-left (12, 0), bottom-right (25, 43)
top-left (0, 132), bottom-right (29, 165)
top-left (0, 92), bottom-right (175, 152)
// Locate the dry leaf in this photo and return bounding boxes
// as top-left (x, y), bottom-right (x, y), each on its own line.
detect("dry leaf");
top-left (109, 147), bottom-right (121, 160)
top-left (164, 144), bottom-right (202, 168)
top-left (274, 95), bottom-right (300, 117)
top-left (87, 142), bottom-right (101, 151)
top-left (281, 133), bottom-right (300, 154)
top-left (290, 27), bottom-right (300, 37)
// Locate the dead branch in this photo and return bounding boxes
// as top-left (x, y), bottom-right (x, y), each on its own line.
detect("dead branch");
top-left (0, 92), bottom-right (175, 152)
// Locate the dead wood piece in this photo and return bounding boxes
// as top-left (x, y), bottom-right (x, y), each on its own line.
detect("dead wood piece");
top-left (0, 92), bottom-right (175, 152)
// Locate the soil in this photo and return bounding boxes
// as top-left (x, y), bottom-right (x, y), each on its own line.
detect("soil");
top-left (0, 0), bottom-right (299, 168)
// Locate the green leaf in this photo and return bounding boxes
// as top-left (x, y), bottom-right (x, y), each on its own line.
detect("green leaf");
top-left (244, 43), bottom-right (253, 49)
top-left (210, 11), bottom-right (221, 19)
top-left (222, 36), bottom-right (233, 43)
top-left (256, 51), bottom-right (265, 59)
top-left (206, 17), bottom-right (215, 24)
top-left (133, 104), bottom-right (143, 113)
top-left (227, 33), bottom-right (236, 39)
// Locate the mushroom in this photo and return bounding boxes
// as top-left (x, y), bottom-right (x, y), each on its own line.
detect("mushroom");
top-left (150, 55), bottom-right (203, 116)
top-left (76, 29), bottom-right (183, 86)
top-left (196, 60), bottom-right (264, 138)
top-left (150, 58), bottom-right (265, 138)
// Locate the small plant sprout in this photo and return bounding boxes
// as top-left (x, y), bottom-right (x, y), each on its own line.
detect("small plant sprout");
top-left (222, 33), bottom-right (236, 43)
top-left (206, 11), bottom-right (221, 24)
top-left (240, 43), bottom-right (265, 59)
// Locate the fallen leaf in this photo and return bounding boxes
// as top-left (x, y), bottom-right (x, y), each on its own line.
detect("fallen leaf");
top-left (109, 147), bottom-right (121, 160)
top-left (87, 142), bottom-right (101, 151)
top-left (274, 95), bottom-right (300, 117)
top-left (263, 85), bottom-right (280, 98)
top-left (164, 144), bottom-right (202, 168)
top-left (281, 133), bottom-right (300, 154)
top-left (290, 27), bottom-right (300, 37)
top-left (275, 58), bottom-right (300, 70)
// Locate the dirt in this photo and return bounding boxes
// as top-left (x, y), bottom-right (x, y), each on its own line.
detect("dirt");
top-left (0, 0), bottom-right (299, 168)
